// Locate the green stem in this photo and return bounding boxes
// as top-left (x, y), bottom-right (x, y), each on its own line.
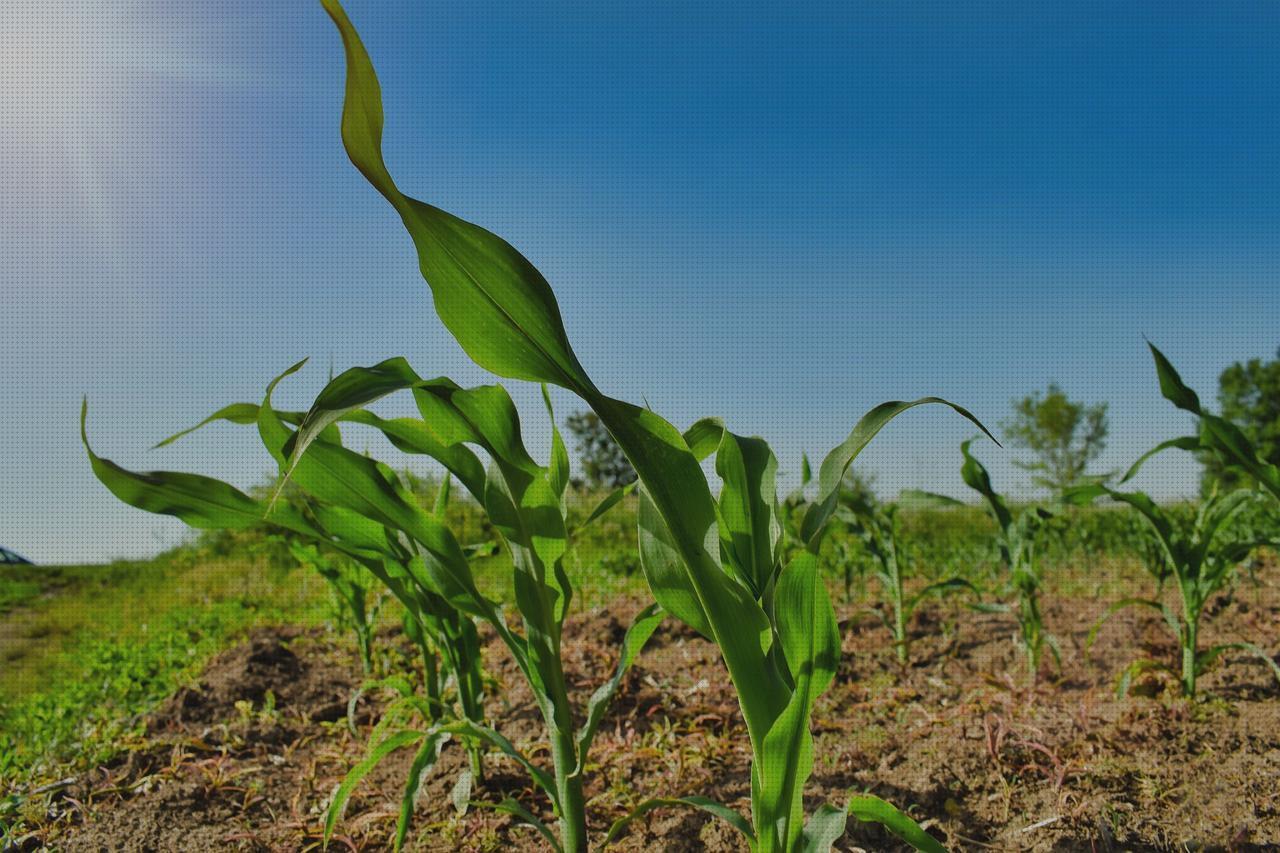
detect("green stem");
top-left (1182, 620), bottom-right (1197, 697)
top-left (551, 719), bottom-right (588, 853)
top-left (890, 556), bottom-right (908, 666)
top-left (421, 643), bottom-right (441, 722)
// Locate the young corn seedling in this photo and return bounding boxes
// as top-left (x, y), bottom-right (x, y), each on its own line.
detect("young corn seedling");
top-left (319, 3), bottom-right (995, 847)
top-left (1069, 479), bottom-right (1280, 698)
top-left (84, 377), bottom-right (498, 823)
top-left (151, 388), bottom-right (493, 736)
top-left (91, 355), bottom-right (658, 851)
top-left (836, 491), bottom-right (977, 666)
top-left (278, 362), bottom-right (662, 852)
top-left (287, 539), bottom-right (383, 674)
top-left (953, 439), bottom-right (1058, 680)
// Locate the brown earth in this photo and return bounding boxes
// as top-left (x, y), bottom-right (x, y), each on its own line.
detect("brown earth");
top-left (15, 573), bottom-right (1280, 852)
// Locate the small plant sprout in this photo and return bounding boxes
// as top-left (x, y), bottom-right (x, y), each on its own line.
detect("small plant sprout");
top-left (836, 490), bottom-right (978, 666)
top-left (1069, 478), bottom-right (1280, 698)
top-left (955, 439), bottom-right (1059, 680)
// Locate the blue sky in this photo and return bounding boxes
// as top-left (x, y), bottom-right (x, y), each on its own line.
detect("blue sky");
top-left (3, 0), bottom-right (1278, 563)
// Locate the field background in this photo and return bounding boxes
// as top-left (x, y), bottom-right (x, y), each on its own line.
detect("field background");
top-left (4, 496), bottom-right (1278, 851)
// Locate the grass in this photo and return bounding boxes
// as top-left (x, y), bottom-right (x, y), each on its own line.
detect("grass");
top-left (0, 551), bottom-right (334, 795)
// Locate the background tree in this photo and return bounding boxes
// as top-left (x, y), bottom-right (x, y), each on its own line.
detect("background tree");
top-left (1203, 347), bottom-right (1280, 493)
top-left (565, 411), bottom-right (637, 489)
top-left (1002, 383), bottom-right (1109, 494)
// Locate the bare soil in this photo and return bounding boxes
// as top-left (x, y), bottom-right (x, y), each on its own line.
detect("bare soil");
top-left (19, 573), bottom-right (1280, 852)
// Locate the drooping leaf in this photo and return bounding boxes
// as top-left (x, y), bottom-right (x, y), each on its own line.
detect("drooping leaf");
top-left (846, 794), bottom-right (947, 853)
top-left (82, 399), bottom-right (322, 540)
top-left (477, 798), bottom-right (563, 852)
top-left (1121, 435), bottom-right (1202, 482)
top-left (959, 438), bottom-right (1012, 533)
top-left (325, 729), bottom-right (425, 844)
top-left (802, 399), bottom-right (996, 547)
top-left (604, 796), bottom-right (755, 847)
top-left (287, 357), bottom-right (423, 479)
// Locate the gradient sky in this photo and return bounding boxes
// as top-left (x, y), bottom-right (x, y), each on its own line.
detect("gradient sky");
top-left (3, 1), bottom-right (1279, 563)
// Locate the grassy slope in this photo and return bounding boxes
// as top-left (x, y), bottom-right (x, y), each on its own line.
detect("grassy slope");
top-left (0, 501), bottom-right (1152, 795)
top-left (0, 553), bottom-right (335, 789)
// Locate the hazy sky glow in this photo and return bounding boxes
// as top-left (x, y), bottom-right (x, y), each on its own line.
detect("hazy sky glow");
top-left (3, 1), bottom-right (1279, 563)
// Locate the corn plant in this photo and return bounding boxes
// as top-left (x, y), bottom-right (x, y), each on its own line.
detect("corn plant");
top-left (88, 353), bottom-right (660, 850)
top-left (1070, 342), bottom-right (1280, 697)
top-left (836, 491), bottom-right (977, 666)
top-left (1069, 479), bottom-right (1280, 697)
top-left (154, 390), bottom-right (495, 740)
top-left (279, 363), bottom-right (662, 853)
top-left (318, 3), bottom-right (996, 847)
top-left (288, 538), bottom-right (383, 674)
top-left (85, 385), bottom-right (495, 760)
top-left (952, 439), bottom-right (1058, 680)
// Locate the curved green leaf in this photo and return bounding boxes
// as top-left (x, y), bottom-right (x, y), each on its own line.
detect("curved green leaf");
top-left (908, 577), bottom-right (979, 610)
top-left (1121, 435), bottom-right (1202, 483)
top-left (82, 399), bottom-right (322, 540)
top-left (1148, 342), bottom-right (1202, 414)
top-left (570, 482), bottom-right (637, 536)
top-left (847, 794), bottom-right (947, 853)
top-left (959, 438), bottom-right (1012, 533)
top-left (321, 0), bottom-right (593, 393)
top-left (637, 489), bottom-right (713, 639)
top-left (801, 802), bottom-right (849, 852)
top-left (604, 796), bottom-right (754, 847)
top-left (476, 798), bottom-right (563, 852)
top-left (325, 729), bottom-right (425, 844)
top-left (396, 730), bottom-right (450, 851)
top-left (802, 399), bottom-right (997, 547)
top-left (1197, 641), bottom-right (1280, 686)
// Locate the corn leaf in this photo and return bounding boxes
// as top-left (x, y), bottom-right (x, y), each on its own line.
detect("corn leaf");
top-left (604, 796), bottom-right (754, 847)
top-left (847, 794), bottom-right (947, 853)
top-left (478, 798), bottom-right (563, 853)
top-left (1121, 435), bottom-right (1201, 482)
top-left (396, 730), bottom-right (451, 851)
top-left (959, 438), bottom-right (1012, 532)
top-left (320, 0), bottom-right (592, 393)
top-left (802, 399), bottom-right (996, 547)
top-left (82, 400), bottom-right (322, 540)
top-left (758, 552), bottom-right (840, 849)
top-left (715, 431), bottom-right (782, 597)
top-left (325, 729), bottom-right (425, 844)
